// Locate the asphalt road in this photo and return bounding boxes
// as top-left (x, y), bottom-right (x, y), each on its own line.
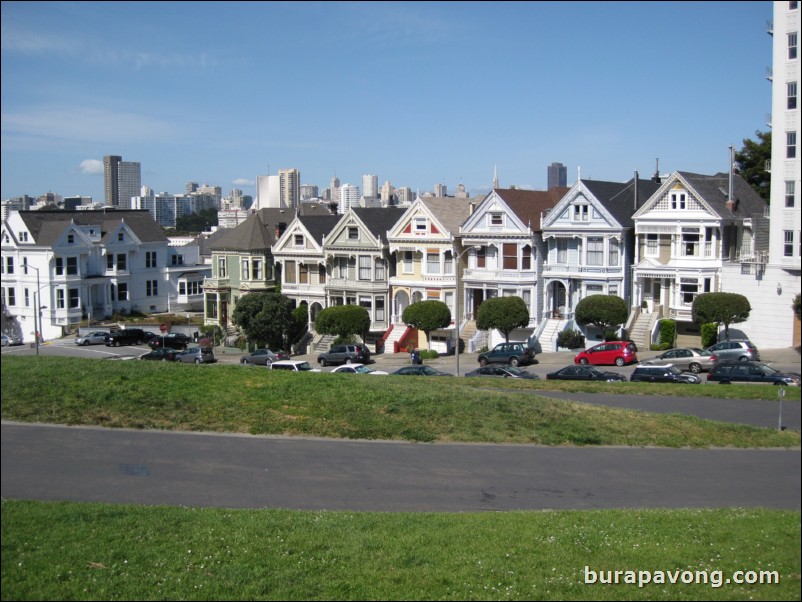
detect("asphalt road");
top-left (2, 422), bottom-right (800, 511)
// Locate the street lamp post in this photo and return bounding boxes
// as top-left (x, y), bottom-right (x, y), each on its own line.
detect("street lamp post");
top-left (28, 265), bottom-right (42, 356)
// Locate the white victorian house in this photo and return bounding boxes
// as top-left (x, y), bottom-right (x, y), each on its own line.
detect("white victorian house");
top-left (630, 171), bottom-right (768, 347)
top-left (272, 213), bottom-right (341, 329)
top-left (1, 209), bottom-right (173, 341)
top-left (539, 176), bottom-right (661, 349)
top-left (460, 187), bottom-right (567, 350)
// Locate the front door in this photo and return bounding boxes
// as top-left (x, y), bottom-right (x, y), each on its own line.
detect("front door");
top-left (472, 289), bottom-right (484, 320)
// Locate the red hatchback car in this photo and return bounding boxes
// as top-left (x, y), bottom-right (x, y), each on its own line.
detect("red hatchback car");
top-left (574, 341), bottom-right (638, 367)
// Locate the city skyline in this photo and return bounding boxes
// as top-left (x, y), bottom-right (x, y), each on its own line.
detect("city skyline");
top-left (1, 1), bottom-right (773, 201)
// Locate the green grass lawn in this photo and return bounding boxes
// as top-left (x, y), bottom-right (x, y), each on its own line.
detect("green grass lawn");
top-left (2, 500), bottom-right (798, 601)
top-left (1, 356), bottom-right (798, 448)
top-left (3, 356), bottom-right (799, 601)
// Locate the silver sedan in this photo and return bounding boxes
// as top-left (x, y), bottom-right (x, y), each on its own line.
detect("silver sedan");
top-left (639, 348), bottom-right (715, 373)
top-left (75, 331), bottom-right (110, 346)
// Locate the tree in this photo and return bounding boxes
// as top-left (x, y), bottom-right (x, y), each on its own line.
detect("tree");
top-left (232, 292), bottom-right (294, 350)
top-left (793, 293), bottom-right (802, 322)
top-left (734, 130), bottom-right (771, 203)
top-left (172, 208), bottom-right (218, 234)
top-left (692, 292), bottom-right (751, 341)
top-left (574, 295), bottom-right (629, 336)
top-left (402, 300), bottom-right (451, 350)
top-left (314, 305), bottom-right (371, 343)
top-left (475, 296), bottom-right (530, 343)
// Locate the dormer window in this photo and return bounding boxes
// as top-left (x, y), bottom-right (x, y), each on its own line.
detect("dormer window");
top-left (490, 213), bottom-right (503, 227)
top-left (414, 218), bottom-right (427, 234)
top-left (294, 234), bottom-right (304, 247)
top-left (67, 234), bottom-right (74, 244)
top-left (348, 227), bottom-right (359, 240)
top-left (118, 232), bottom-right (124, 242)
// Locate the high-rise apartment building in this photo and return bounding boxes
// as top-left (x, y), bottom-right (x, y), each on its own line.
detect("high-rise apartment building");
top-left (720, 1), bottom-right (801, 348)
top-left (330, 175), bottom-right (341, 205)
top-left (103, 155), bottom-right (141, 208)
top-left (362, 174), bottom-right (378, 199)
top-left (103, 155), bottom-right (121, 206)
top-left (300, 184), bottom-right (319, 200)
top-left (434, 182), bottom-right (447, 197)
top-left (117, 161), bottom-right (141, 209)
top-left (395, 186), bottom-right (413, 205)
top-left (380, 181), bottom-right (395, 204)
top-left (547, 162), bottom-right (567, 189)
top-left (768, 1), bottom-right (800, 269)
top-left (338, 183), bottom-right (360, 214)
top-left (279, 168), bottom-right (301, 209)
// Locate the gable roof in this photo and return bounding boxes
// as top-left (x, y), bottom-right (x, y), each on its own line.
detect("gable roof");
top-left (296, 214), bottom-right (341, 245)
top-left (17, 209), bottom-right (167, 246)
top-left (209, 208), bottom-right (295, 252)
top-left (493, 187), bottom-right (569, 231)
top-left (581, 177), bottom-right (662, 227)
top-left (677, 171), bottom-right (766, 217)
top-left (418, 197), bottom-right (475, 235)
top-left (351, 207), bottom-right (406, 243)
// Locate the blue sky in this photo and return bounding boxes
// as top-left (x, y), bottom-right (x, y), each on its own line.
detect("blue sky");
top-left (1, 1), bottom-right (773, 202)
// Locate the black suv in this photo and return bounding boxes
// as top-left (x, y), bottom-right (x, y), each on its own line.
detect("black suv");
top-left (105, 328), bottom-right (149, 347)
top-left (148, 333), bottom-right (192, 350)
top-left (317, 344), bottom-right (370, 367)
top-left (706, 361), bottom-right (801, 386)
top-left (630, 365), bottom-right (700, 384)
top-left (478, 342), bottom-right (535, 367)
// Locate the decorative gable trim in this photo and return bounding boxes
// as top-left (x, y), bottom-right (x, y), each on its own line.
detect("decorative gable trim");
top-left (632, 172), bottom-right (719, 219)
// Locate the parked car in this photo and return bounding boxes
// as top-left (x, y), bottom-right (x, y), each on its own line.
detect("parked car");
top-left (477, 342), bottom-right (536, 367)
top-left (706, 340), bottom-right (760, 362)
top-left (317, 344), bottom-right (371, 367)
top-left (148, 333), bottom-right (192, 350)
top-left (638, 348), bottom-right (714, 373)
top-left (630, 365), bottom-right (701, 384)
top-left (240, 348), bottom-right (290, 366)
top-left (574, 341), bottom-right (638, 366)
top-left (139, 348), bottom-right (178, 362)
top-left (75, 331), bottom-right (110, 346)
top-left (391, 365), bottom-right (453, 377)
top-left (706, 361), bottom-right (800, 386)
top-left (105, 328), bottom-right (149, 347)
top-left (2, 334), bottom-right (23, 346)
top-left (176, 346), bottom-right (215, 364)
top-left (330, 364), bottom-right (387, 375)
top-left (465, 365), bottom-right (539, 379)
top-left (546, 365), bottom-right (627, 382)
top-left (269, 360), bottom-right (321, 372)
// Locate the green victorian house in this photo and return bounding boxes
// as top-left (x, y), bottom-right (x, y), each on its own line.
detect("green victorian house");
top-left (203, 208), bottom-right (294, 330)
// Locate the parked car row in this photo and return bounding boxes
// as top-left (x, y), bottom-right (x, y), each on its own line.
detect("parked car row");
top-left (139, 345), bottom-right (215, 363)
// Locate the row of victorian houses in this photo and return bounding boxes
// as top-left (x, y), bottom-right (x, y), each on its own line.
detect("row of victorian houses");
top-left (2, 169), bottom-right (796, 352)
top-left (201, 169), bottom-right (791, 353)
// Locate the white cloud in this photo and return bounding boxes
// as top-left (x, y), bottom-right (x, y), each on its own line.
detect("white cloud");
top-left (79, 159), bottom-right (104, 175)
top-left (232, 178), bottom-right (255, 187)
